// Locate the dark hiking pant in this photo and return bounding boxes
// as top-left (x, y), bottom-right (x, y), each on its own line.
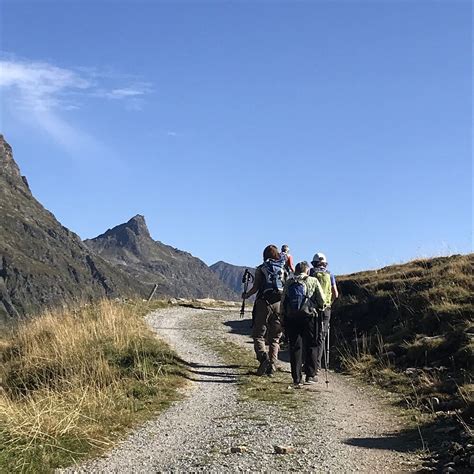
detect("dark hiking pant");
top-left (251, 299), bottom-right (282, 366)
top-left (286, 314), bottom-right (317, 384)
top-left (315, 307), bottom-right (331, 372)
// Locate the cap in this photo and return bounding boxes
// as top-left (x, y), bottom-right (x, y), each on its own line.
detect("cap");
top-left (312, 252), bottom-right (327, 264)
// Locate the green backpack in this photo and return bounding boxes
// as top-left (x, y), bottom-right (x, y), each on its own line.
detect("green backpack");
top-left (312, 271), bottom-right (332, 308)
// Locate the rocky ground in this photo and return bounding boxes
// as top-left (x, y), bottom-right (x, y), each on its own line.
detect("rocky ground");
top-left (64, 306), bottom-right (428, 473)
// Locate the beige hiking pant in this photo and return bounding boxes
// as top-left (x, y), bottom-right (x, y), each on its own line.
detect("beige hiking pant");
top-left (251, 299), bottom-right (282, 365)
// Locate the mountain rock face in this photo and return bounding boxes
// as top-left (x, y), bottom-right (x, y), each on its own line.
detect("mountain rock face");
top-left (85, 217), bottom-right (239, 300)
top-left (210, 261), bottom-right (255, 295)
top-left (0, 135), bottom-right (145, 320)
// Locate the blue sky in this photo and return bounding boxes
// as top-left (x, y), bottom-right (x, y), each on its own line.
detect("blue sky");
top-left (1, 0), bottom-right (472, 274)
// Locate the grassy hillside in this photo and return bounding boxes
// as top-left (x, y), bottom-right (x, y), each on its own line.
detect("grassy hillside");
top-left (332, 254), bottom-right (473, 418)
top-left (0, 300), bottom-right (186, 473)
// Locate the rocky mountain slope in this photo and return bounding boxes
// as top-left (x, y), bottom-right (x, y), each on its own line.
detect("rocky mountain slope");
top-left (0, 135), bottom-right (145, 320)
top-left (85, 217), bottom-right (239, 300)
top-left (210, 261), bottom-right (254, 295)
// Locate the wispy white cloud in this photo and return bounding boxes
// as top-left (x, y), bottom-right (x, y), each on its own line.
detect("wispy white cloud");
top-left (0, 59), bottom-right (90, 112)
top-left (0, 54), bottom-right (152, 152)
top-left (102, 87), bottom-right (149, 99)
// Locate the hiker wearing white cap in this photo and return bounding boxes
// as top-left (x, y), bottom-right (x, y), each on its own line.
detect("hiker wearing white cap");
top-left (310, 252), bottom-right (339, 377)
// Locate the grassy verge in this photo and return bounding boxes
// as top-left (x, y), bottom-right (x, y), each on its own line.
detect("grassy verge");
top-left (332, 255), bottom-right (473, 416)
top-left (332, 255), bottom-right (474, 469)
top-left (0, 299), bottom-right (187, 473)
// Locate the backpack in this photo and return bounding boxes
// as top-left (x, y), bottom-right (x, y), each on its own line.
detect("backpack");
top-left (260, 257), bottom-right (285, 294)
top-left (284, 277), bottom-right (319, 316)
top-left (286, 279), bottom-right (307, 312)
top-left (311, 268), bottom-right (332, 307)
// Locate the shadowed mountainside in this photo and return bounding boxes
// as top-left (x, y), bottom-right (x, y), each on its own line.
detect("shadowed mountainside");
top-left (0, 135), bottom-right (146, 319)
top-left (85, 217), bottom-right (239, 300)
top-left (210, 261), bottom-right (255, 295)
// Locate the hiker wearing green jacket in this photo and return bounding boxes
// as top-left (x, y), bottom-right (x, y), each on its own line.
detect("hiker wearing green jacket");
top-left (281, 261), bottom-right (325, 387)
top-left (242, 245), bottom-right (285, 377)
top-left (310, 252), bottom-right (339, 376)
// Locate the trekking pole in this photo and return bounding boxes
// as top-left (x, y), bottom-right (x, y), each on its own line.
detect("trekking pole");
top-left (324, 321), bottom-right (331, 387)
top-left (240, 269), bottom-right (254, 318)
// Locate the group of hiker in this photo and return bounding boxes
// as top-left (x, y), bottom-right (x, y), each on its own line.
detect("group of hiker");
top-left (241, 244), bottom-right (338, 388)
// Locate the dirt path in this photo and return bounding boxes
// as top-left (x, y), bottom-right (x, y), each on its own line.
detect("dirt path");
top-left (67, 306), bottom-right (424, 473)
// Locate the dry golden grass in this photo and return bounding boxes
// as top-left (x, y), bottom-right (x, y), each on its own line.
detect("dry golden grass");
top-left (0, 299), bottom-right (185, 473)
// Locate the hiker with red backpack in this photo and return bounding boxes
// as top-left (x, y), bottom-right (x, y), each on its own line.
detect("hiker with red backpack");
top-left (242, 245), bottom-right (286, 377)
top-left (310, 252), bottom-right (339, 378)
top-left (281, 261), bottom-right (325, 387)
top-left (280, 244), bottom-right (295, 275)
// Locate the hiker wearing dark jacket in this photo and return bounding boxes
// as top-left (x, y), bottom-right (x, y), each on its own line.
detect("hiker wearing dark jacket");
top-left (281, 261), bottom-right (325, 387)
top-left (242, 245), bottom-right (285, 376)
top-left (310, 252), bottom-right (338, 376)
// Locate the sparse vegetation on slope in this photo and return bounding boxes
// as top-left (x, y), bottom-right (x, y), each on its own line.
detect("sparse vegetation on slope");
top-left (332, 254), bottom-right (473, 431)
top-left (0, 300), bottom-right (186, 473)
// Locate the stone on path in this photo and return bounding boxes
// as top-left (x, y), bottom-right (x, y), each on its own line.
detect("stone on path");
top-left (274, 445), bottom-right (296, 454)
top-left (230, 446), bottom-right (248, 454)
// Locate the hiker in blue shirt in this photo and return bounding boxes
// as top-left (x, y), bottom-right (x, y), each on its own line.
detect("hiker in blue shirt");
top-left (310, 252), bottom-right (339, 376)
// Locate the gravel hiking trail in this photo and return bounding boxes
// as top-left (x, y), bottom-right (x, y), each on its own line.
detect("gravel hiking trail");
top-left (66, 307), bottom-right (424, 473)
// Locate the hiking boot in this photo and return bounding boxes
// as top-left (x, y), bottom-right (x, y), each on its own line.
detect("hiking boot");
top-left (304, 375), bottom-right (318, 384)
top-left (266, 363), bottom-right (276, 377)
top-left (256, 356), bottom-right (270, 376)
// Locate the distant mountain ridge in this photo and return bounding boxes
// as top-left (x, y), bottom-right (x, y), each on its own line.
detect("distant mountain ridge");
top-left (85, 216), bottom-right (239, 300)
top-left (210, 261), bottom-right (255, 295)
top-left (0, 135), bottom-right (145, 319)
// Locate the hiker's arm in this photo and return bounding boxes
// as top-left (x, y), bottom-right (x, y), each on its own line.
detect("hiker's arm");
top-left (287, 255), bottom-right (295, 273)
top-left (331, 274), bottom-right (339, 301)
top-left (243, 269), bottom-right (262, 298)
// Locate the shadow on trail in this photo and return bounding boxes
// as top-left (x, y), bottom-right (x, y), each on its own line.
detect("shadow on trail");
top-left (172, 356), bottom-right (240, 384)
top-left (344, 432), bottom-right (422, 453)
top-left (181, 368), bottom-right (239, 385)
top-left (343, 418), bottom-right (462, 472)
top-left (189, 370), bottom-right (237, 378)
top-left (224, 319), bottom-right (252, 337)
top-left (184, 377), bottom-right (237, 384)
top-left (175, 357), bottom-right (240, 370)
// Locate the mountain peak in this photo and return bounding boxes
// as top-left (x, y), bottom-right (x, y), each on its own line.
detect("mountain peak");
top-left (125, 214), bottom-right (150, 237)
top-left (87, 214), bottom-right (153, 257)
top-left (86, 217), bottom-right (239, 300)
